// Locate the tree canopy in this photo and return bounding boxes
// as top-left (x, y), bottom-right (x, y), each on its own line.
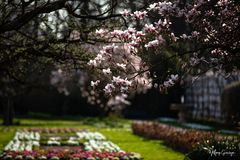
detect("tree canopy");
top-left (0, 0), bottom-right (240, 112)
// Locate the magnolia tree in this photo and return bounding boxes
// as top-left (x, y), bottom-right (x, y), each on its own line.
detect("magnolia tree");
top-left (51, 0), bottom-right (240, 111)
top-left (0, 0), bottom-right (239, 121)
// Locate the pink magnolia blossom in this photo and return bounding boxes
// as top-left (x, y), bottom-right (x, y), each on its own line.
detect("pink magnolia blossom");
top-left (144, 24), bottom-right (156, 33)
top-left (120, 9), bottom-right (129, 17)
top-left (95, 29), bottom-right (109, 37)
top-left (131, 11), bottom-right (147, 20)
top-left (145, 39), bottom-right (160, 49)
top-left (116, 63), bottom-right (127, 70)
top-left (104, 83), bottom-right (115, 94)
top-left (91, 80), bottom-right (100, 87)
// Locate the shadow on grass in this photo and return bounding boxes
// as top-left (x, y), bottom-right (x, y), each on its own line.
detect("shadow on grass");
top-left (0, 113), bottom-right (130, 128)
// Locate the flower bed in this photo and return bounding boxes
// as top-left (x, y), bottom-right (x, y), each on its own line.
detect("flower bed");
top-left (1, 128), bottom-right (141, 160)
top-left (132, 121), bottom-right (222, 153)
top-left (26, 128), bottom-right (86, 134)
top-left (1, 150), bottom-right (137, 160)
top-left (4, 131), bottom-right (41, 151)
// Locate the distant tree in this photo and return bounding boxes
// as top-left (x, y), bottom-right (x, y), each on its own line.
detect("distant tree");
top-left (0, 0), bottom-right (122, 125)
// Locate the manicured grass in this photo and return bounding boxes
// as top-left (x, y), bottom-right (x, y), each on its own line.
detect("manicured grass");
top-left (0, 118), bottom-right (184, 160)
top-left (0, 128), bottom-right (15, 153)
top-left (101, 129), bottom-right (184, 160)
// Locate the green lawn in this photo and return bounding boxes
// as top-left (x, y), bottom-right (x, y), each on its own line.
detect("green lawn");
top-left (0, 118), bottom-right (184, 160)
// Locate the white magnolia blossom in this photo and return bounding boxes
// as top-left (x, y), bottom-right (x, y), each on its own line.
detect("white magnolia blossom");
top-left (162, 74), bottom-right (179, 88)
top-left (131, 11), bottom-right (147, 20)
top-left (144, 24), bottom-right (156, 33)
top-left (102, 68), bottom-right (112, 75)
top-left (112, 76), bottom-right (132, 86)
top-left (95, 29), bottom-right (109, 36)
top-left (157, 1), bottom-right (176, 15)
top-left (147, 3), bottom-right (158, 11)
top-left (116, 63), bottom-right (127, 70)
top-left (88, 59), bottom-right (97, 67)
top-left (91, 80), bottom-right (100, 87)
top-left (145, 39), bottom-right (160, 49)
top-left (107, 94), bottom-right (130, 107)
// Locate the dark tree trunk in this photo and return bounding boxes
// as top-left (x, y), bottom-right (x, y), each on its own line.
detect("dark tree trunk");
top-left (2, 97), bottom-right (14, 126)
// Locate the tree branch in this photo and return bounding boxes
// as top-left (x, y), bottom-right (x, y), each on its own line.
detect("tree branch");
top-left (65, 1), bottom-right (121, 20)
top-left (0, 0), bottom-right (67, 34)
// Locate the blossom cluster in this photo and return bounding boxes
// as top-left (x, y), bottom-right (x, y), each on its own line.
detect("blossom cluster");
top-left (50, 0), bottom-right (180, 109)
top-left (82, 1), bottom-right (180, 108)
top-left (51, 0), bottom-right (240, 110)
